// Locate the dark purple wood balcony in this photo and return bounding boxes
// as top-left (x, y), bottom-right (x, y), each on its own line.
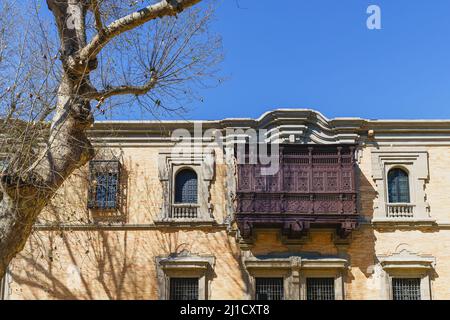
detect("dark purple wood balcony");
top-left (235, 145), bottom-right (359, 241)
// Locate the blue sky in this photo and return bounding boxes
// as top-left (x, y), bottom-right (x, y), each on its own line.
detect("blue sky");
top-left (37, 0), bottom-right (450, 120)
top-left (172, 0), bottom-right (450, 120)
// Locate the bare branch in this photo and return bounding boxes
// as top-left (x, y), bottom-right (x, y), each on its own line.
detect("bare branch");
top-left (87, 76), bottom-right (158, 101)
top-left (78, 0), bottom-right (202, 62)
top-left (90, 0), bottom-right (104, 32)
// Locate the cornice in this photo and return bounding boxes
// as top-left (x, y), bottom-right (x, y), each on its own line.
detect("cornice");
top-left (88, 109), bottom-right (450, 145)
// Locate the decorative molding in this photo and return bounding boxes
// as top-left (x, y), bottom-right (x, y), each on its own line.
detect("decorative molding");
top-left (33, 223), bottom-right (228, 231)
top-left (378, 249), bottom-right (436, 271)
top-left (377, 248), bottom-right (435, 300)
top-left (372, 218), bottom-right (437, 229)
top-left (156, 148), bottom-right (216, 224)
top-left (88, 109), bottom-right (450, 147)
top-left (243, 254), bottom-right (347, 300)
top-left (224, 146), bottom-right (237, 230)
top-left (156, 251), bottom-right (215, 300)
top-left (371, 148), bottom-right (433, 222)
top-left (236, 214), bottom-right (358, 246)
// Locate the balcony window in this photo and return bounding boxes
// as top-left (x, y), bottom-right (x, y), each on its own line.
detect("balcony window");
top-left (388, 168), bottom-right (410, 203)
top-left (371, 150), bottom-right (432, 223)
top-left (157, 150), bottom-right (216, 224)
top-left (255, 278), bottom-right (284, 300)
top-left (175, 169), bottom-right (198, 204)
top-left (306, 278), bottom-right (335, 300)
top-left (386, 168), bottom-right (413, 218)
top-left (169, 278), bottom-right (199, 300)
top-left (392, 278), bottom-right (421, 300)
top-left (171, 169), bottom-right (199, 219)
top-left (88, 160), bottom-right (121, 210)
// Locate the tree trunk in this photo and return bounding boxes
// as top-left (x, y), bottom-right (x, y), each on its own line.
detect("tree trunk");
top-left (0, 0), bottom-right (95, 280)
top-left (0, 0), bottom-right (206, 281)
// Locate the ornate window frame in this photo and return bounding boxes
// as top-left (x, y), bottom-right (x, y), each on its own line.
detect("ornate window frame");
top-left (244, 255), bottom-right (347, 300)
top-left (155, 253), bottom-right (215, 300)
top-left (371, 148), bottom-right (434, 225)
top-left (157, 148), bottom-right (215, 225)
top-left (378, 249), bottom-right (435, 300)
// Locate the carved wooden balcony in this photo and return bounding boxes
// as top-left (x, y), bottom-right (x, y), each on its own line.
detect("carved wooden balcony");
top-left (235, 145), bottom-right (359, 242)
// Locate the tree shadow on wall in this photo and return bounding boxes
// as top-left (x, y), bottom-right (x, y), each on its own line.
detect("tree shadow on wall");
top-left (10, 229), bottom-right (145, 300)
top-left (9, 163), bottom-right (146, 300)
top-left (151, 228), bottom-right (252, 299)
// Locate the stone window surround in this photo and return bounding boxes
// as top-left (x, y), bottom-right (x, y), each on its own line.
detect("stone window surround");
top-left (156, 254), bottom-right (215, 300)
top-left (244, 256), bottom-right (346, 300)
top-left (371, 148), bottom-right (434, 224)
top-left (378, 250), bottom-right (435, 300)
top-left (157, 148), bottom-right (216, 224)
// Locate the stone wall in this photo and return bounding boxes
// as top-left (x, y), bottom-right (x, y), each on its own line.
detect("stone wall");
top-left (4, 111), bottom-right (450, 300)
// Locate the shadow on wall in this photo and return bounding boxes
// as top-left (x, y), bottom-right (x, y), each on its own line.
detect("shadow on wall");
top-left (10, 228), bottom-right (252, 299)
top-left (352, 165), bottom-right (378, 274)
top-left (8, 159), bottom-right (252, 300)
top-left (11, 229), bottom-right (142, 299)
top-left (9, 162), bottom-right (145, 300)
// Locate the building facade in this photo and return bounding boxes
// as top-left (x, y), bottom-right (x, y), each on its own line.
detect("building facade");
top-left (2, 109), bottom-right (450, 300)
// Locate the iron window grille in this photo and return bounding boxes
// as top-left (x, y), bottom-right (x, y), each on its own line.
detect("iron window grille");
top-left (169, 278), bottom-right (199, 300)
top-left (306, 278), bottom-right (335, 300)
top-left (392, 278), bottom-right (421, 300)
top-left (174, 169), bottom-right (198, 204)
top-left (88, 160), bottom-right (121, 210)
top-left (255, 278), bottom-right (284, 300)
top-left (388, 168), bottom-right (410, 203)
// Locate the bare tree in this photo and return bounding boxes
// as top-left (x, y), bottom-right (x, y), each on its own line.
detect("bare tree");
top-left (0, 0), bottom-right (222, 279)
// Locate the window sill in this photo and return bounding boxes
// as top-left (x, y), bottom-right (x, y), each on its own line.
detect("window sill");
top-left (371, 217), bottom-right (436, 228)
top-left (154, 217), bottom-right (217, 227)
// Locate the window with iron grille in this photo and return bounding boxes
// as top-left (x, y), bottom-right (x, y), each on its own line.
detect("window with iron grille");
top-left (88, 160), bottom-right (121, 210)
top-left (306, 278), bottom-right (335, 300)
top-left (174, 169), bottom-right (198, 203)
top-left (169, 278), bottom-right (199, 300)
top-left (255, 278), bottom-right (284, 300)
top-left (388, 168), bottom-right (410, 203)
top-left (392, 278), bottom-right (421, 300)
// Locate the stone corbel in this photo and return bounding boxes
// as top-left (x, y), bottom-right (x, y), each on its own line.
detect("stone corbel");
top-left (282, 220), bottom-right (310, 240)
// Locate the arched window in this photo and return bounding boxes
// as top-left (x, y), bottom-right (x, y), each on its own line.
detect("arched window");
top-left (174, 169), bottom-right (198, 204)
top-left (388, 168), bottom-right (410, 203)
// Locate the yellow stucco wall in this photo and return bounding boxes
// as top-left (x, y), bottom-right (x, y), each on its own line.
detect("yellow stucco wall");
top-left (6, 144), bottom-right (450, 300)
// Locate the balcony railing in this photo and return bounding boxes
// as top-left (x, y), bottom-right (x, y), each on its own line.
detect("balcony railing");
top-left (236, 193), bottom-right (356, 215)
top-left (171, 204), bottom-right (199, 219)
top-left (386, 203), bottom-right (415, 218)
